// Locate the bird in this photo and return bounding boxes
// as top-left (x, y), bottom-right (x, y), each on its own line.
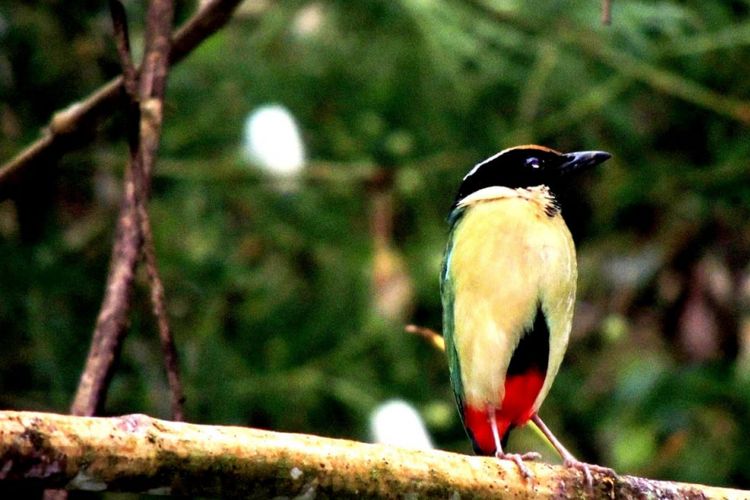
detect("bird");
top-left (440, 144), bottom-right (611, 481)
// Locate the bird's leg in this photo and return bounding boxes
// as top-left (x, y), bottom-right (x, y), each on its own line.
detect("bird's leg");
top-left (488, 407), bottom-right (540, 479)
top-left (530, 414), bottom-right (614, 490)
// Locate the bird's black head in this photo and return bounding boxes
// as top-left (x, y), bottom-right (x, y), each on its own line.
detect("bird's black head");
top-left (453, 145), bottom-right (611, 208)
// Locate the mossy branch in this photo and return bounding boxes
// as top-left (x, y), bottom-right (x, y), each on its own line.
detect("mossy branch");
top-left (0, 411), bottom-right (745, 498)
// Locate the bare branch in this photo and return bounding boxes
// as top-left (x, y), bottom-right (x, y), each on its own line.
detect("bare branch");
top-left (142, 220), bottom-right (186, 421)
top-left (0, 411), bottom-right (744, 498)
top-left (109, 0), bottom-right (138, 99)
top-left (405, 324), bottom-right (445, 351)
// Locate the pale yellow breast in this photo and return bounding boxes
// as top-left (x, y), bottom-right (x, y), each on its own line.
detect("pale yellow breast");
top-left (450, 187), bottom-right (576, 411)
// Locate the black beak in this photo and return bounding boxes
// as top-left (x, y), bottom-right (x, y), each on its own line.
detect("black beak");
top-left (559, 150), bottom-right (611, 175)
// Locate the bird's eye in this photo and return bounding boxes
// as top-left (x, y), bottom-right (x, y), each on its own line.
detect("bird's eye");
top-left (525, 157), bottom-right (540, 169)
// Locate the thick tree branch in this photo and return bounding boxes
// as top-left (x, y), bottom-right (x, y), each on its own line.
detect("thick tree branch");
top-left (0, 0), bottom-right (247, 190)
top-left (0, 411), bottom-right (744, 498)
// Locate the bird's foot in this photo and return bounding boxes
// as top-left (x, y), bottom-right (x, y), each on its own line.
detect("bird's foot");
top-left (495, 451), bottom-right (542, 479)
top-left (563, 458), bottom-right (615, 492)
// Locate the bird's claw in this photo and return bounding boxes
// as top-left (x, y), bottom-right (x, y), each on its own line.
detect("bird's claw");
top-left (564, 458), bottom-right (615, 493)
top-left (496, 451), bottom-right (541, 479)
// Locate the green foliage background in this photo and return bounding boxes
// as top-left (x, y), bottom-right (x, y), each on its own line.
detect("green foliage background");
top-left (2, 0), bottom-right (750, 489)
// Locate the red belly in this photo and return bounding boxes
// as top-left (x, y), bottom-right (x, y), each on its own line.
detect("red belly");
top-left (464, 370), bottom-right (545, 455)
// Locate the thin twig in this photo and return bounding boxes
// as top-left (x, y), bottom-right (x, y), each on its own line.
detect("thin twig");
top-left (135, 0), bottom-right (185, 422)
top-left (109, 0), bottom-right (138, 99)
top-left (405, 324), bottom-right (445, 351)
top-left (142, 219), bottom-right (186, 421)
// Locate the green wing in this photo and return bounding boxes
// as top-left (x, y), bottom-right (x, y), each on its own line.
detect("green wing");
top-left (441, 208), bottom-right (466, 425)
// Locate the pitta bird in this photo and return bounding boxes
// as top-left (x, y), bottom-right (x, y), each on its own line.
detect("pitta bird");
top-left (441, 145), bottom-right (611, 479)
